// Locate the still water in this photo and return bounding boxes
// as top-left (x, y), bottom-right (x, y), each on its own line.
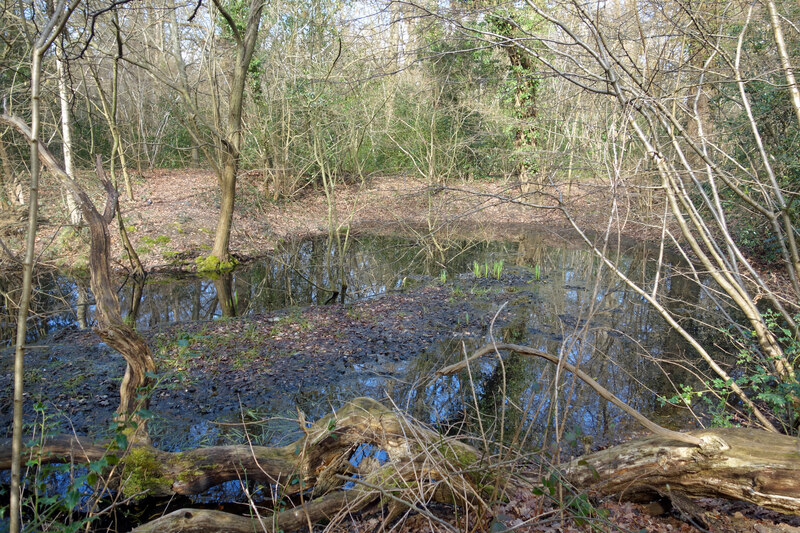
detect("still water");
top-left (1, 229), bottom-right (726, 450)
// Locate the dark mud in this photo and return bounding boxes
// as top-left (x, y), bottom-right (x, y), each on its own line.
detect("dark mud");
top-left (1, 277), bottom-right (517, 449)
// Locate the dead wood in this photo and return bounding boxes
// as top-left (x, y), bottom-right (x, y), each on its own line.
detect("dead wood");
top-left (0, 116), bottom-right (156, 441)
top-left (2, 397), bottom-right (799, 532)
top-left (562, 427), bottom-right (800, 515)
top-left (131, 490), bottom-right (368, 533)
top-left (0, 397), bottom-right (489, 498)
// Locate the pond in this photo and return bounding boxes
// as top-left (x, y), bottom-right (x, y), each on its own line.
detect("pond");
top-left (1, 227), bottom-right (726, 454)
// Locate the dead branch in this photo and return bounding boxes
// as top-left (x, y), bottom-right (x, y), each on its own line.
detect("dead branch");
top-left (437, 342), bottom-right (704, 446)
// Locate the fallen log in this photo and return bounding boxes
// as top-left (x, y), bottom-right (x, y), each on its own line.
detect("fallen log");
top-left (2, 397), bottom-right (799, 531)
top-left (131, 491), bottom-right (363, 533)
top-left (1, 397), bottom-right (489, 502)
top-left (562, 427), bottom-right (800, 515)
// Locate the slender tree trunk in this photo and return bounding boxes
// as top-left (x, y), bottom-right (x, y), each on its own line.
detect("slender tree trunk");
top-left (108, 15), bottom-right (134, 201)
top-left (9, 4), bottom-right (79, 528)
top-left (206, 0), bottom-right (264, 266)
top-left (0, 136), bottom-right (12, 210)
top-left (127, 276), bottom-right (144, 326)
top-left (9, 49), bottom-right (44, 533)
top-left (56, 53), bottom-right (81, 227)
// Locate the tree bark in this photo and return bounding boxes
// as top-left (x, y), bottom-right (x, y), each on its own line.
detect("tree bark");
top-left (132, 491), bottom-right (367, 533)
top-left (2, 396), bottom-right (799, 533)
top-left (489, 13), bottom-right (538, 191)
top-left (80, 158), bottom-right (155, 441)
top-left (563, 427), bottom-right (800, 515)
top-left (210, 155), bottom-right (237, 262)
top-left (0, 134), bottom-right (14, 209)
top-left (0, 113), bottom-right (156, 442)
top-left (207, 0), bottom-right (264, 265)
top-left (56, 53), bottom-right (81, 227)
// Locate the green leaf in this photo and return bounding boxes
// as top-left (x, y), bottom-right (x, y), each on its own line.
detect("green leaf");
top-left (115, 433), bottom-right (128, 450)
top-left (64, 488), bottom-right (81, 509)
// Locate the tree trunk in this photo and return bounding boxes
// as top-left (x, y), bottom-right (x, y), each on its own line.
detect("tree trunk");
top-left (205, 0), bottom-right (264, 266)
top-left (79, 158), bottom-right (154, 441)
top-left (563, 427), bottom-right (800, 515)
top-left (133, 495), bottom-right (360, 533)
top-left (210, 156), bottom-right (237, 263)
top-left (0, 134), bottom-right (23, 206)
top-left (0, 113), bottom-right (156, 442)
top-left (56, 54), bottom-right (81, 227)
top-left (490, 14), bottom-right (538, 191)
top-left (0, 135), bottom-right (12, 209)
top-left (3, 398), bottom-right (799, 533)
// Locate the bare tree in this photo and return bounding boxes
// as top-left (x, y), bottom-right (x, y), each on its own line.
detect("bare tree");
top-left (124, 0), bottom-right (265, 269)
top-left (55, 33), bottom-right (82, 227)
top-left (453, 0), bottom-right (800, 429)
top-left (6, 0), bottom-right (78, 528)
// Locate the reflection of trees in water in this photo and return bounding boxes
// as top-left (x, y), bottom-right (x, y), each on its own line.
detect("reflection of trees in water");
top-left (76, 279), bottom-right (90, 329)
top-left (0, 270), bottom-right (80, 344)
top-left (197, 232), bottom-right (716, 450)
top-left (373, 232), bottom-right (716, 450)
top-left (233, 235), bottom-right (516, 313)
top-left (2, 232), bottom-right (727, 442)
top-left (0, 234), bottom-right (523, 340)
top-left (214, 274), bottom-right (237, 318)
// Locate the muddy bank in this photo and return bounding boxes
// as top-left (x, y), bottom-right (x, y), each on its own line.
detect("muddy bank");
top-left (0, 278), bottom-right (517, 448)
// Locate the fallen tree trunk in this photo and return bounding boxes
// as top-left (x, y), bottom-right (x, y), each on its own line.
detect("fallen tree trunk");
top-left (562, 427), bottom-right (800, 515)
top-left (126, 427), bottom-right (800, 532)
top-left (0, 397), bottom-right (489, 528)
top-left (2, 398), bottom-right (799, 532)
top-left (131, 491), bottom-right (366, 533)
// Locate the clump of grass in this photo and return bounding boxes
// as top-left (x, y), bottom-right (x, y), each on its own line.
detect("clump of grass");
top-left (473, 259), bottom-right (504, 280)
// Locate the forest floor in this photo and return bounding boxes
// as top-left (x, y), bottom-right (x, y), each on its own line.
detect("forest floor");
top-left (2, 170), bottom-right (800, 532)
top-left (12, 168), bottom-right (658, 272)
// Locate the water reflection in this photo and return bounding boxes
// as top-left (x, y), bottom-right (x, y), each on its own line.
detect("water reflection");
top-left (2, 230), bottom-right (728, 450)
top-left (159, 233), bottom-right (724, 450)
top-left (1, 235), bottom-right (518, 344)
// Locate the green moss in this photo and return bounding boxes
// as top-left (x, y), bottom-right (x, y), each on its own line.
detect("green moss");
top-left (441, 444), bottom-right (478, 468)
top-left (122, 447), bottom-right (171, 499)
top-left (195, 254), bottom-right (238, 273)
top-left (169, 453), bottom-right (205, 483)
